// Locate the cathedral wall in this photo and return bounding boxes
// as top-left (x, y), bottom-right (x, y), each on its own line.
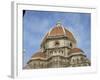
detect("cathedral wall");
top-left (59, 39), bottom-right (65, 47)
top-left (69, 53), bottom-right (90, 67)
top-left (28, 60), bottom-right (47, 69)
top-left (45, 39), bottom-right (76, 49)
top-left (46, 48), bottom-right (68, 58)
top-left (64, 39), bottom-right (76, 48)
top-left (64, 40), bottom-right (70, 47)
top-left (64, 48), bottom-right (70, 57)
top-left (46, 39), bottom-right (65, 48)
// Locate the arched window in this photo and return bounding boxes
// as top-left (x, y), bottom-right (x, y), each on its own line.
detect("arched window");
top-left (80, 57), bottom-right (83, 61)
top-left (41, 64), bottom-right (43, 68)
top-left (77, 58), bottom-right (79, 64)
top-left (55, 51), bottom-right (57, 53)
top-left (34, 63), bottom-right (36, 68)
top-left (73, 59), bottom-right (75, 63)
top-left (61, 51), bottom-right (63, 54)
top-left (70, 42), bottom-right (72, 48)
top-left (59, 51), bottom-right (60, 53)
top-left (50, 51), bottom-right (53, 55)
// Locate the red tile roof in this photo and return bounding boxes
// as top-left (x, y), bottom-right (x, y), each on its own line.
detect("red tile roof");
top-left (41, 25), bottom-right (76, 46)
top-left (69, 48), bottom-right (84, 54)
top-left (49, 26), bottom-right (64, 36)
top-left (31, 51), bottom-right (46, 58)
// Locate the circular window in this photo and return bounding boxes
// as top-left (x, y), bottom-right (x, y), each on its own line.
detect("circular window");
top-left (55, 41), bottom-right (60, 46)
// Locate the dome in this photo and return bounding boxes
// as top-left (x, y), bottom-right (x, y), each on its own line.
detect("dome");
top-left (49, 25), bottom-right (65, 37)
top-left (41, 23), bottom-right (76, 45)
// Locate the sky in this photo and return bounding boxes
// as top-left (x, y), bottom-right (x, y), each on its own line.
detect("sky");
top-left (23, 10), bottom-right (91, 67)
